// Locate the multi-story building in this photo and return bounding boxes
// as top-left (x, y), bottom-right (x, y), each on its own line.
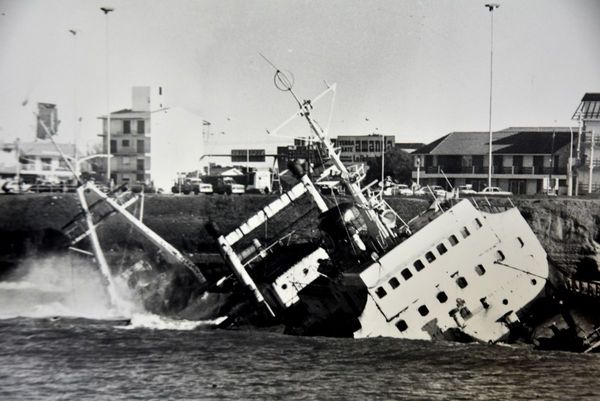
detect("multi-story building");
top-left (573, 93), bottom-right (600, 193)
top-left (98, 87), bottom-right (207, 190)
top-left (0, 140), bottom-right (83, 183)
top-left (332, 134), bottom-right (395, 163)
top-left (412, 127), bottom-right (575, 195)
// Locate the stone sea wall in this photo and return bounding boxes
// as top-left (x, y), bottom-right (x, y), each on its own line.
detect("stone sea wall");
top-left (1, 193), bottom-right (599, 280)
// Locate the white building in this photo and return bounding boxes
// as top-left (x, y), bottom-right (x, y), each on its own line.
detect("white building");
top-left (98, 87), bottom-right (207, 190)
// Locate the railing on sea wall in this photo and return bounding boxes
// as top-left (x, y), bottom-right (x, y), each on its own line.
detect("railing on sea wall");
top-left (563, 276), bottom-right (600, 298)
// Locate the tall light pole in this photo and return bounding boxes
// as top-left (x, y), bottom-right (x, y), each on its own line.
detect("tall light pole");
top-left (69, 29), bottom-right (79, 167)
top-left (485, 3), bottom-right (499, 188)
top-left (101, 7), bottom-right (114, 187)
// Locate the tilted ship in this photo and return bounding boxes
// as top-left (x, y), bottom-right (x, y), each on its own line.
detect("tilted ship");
top-left (209, 69), bottom-right (550, 343)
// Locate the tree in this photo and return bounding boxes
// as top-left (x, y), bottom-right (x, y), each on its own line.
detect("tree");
top-left (364, 147), bottom-right (413, 185)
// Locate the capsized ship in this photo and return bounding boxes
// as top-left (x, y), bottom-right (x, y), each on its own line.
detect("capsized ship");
top-left (211, 69), bottom-right (549, 343)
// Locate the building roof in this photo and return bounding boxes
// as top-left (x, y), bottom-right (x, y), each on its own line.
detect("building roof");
top-left (20, 141), bottom-right (78, 157)
top-left (98, 108), bottom-right (150, 119)
top-left (414, 128), bottom-right (573, 156)
top-left (573, 93), bottom-right (600, 120)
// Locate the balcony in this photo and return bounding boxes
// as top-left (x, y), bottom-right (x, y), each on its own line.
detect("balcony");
top-left (421, 165), bottom-right (565, 176)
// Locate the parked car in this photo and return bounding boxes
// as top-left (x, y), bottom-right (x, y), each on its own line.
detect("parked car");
top-left (478, 186), bottom-right (512, 196)
top-left (214, 177), bottom-right (245, 195)
top-left (415, 185), bottom-right (447, 198)
top-left (455, 184), bottom-right (477, 196)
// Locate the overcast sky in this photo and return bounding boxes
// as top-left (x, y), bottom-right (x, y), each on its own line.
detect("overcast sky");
top-left (1, 0), bottom-right (599, 155)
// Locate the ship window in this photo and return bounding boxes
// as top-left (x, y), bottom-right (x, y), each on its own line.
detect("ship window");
top-left (474, 218), bottom-right (483, 229)
top-left (459, 307), bottom-right (472, 319)
top-left (396, 319), bottom-right (408, 332)
top-left (413, 259), bottom-right (425, 271)
top-left (425, 251), bottom-right (436, 263)
top-left (460, 226), bottom-right (470, 238)
top-left (418, 305), bottom-right (429, 316)
top-left (375, 287), bottom-right (387, 298)
top-left (502, 298), bottom-right (508, 305)
top-left (401, 268), bottom-right (413, 280)
top-left (281, 283), bottom-right (288, 290)
top-left (517, 237), bottom-right (525, 247)
top-left (448, 235), bottom-right (459, 246)
top-left (475, 264), bottom-right (486, 276)
top-left (496, 250), bottom-right (505, 262)
top-left (436, 243), bottom-right (448, 255)
top-left (456, 277), bottom-right (468, 289)
top-left (389, 277), bottom-right (400, 289)
top-left (437, 291), bottom-right (448, 303)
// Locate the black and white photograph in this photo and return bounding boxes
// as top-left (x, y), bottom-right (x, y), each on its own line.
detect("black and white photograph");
top-left (1, 0), bottom-right (600, 399)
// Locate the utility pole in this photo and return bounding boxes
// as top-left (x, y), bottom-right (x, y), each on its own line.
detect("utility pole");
top-left (485, 3), bottom-right (500, 188)
top-left (101, 7), bottom-right (114, 187)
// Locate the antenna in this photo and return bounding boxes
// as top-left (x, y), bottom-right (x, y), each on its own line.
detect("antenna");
top-left (258, 53), bottom-right (301, 107)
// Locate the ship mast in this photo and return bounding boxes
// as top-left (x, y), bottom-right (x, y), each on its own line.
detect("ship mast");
top-left (266, 64), bottom-right (394, 245)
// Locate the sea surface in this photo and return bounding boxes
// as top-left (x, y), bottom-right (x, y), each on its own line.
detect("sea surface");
top-left (2, 257), bottom-right (600, 400)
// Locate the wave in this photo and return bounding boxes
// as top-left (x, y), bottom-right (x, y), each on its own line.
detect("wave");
top-left (115, 313), bottom-right (227, 331)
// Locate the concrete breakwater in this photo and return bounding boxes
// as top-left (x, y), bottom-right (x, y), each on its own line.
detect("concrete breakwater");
top-left (1, 193), bottom-right (600, 283)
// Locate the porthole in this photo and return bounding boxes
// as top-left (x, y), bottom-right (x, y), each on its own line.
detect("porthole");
top-left (497, 250), bottom-right (505, 262)
top-left (281, 283), bottom-right (288, 290)
top-left (418, 305), bottom-right (430, 316)
top-left (448, 235), bottom-right (459, 246)
top-left (389, 277), bottom-right (400, 289)
top-left (437, 291), bottom-right (448, 303)
top-left (475, 264), bottom-right (486, 276)
top-left (517, 237), bottom-right (525, 247)
top-left (396, 319), bottom-right (408, 332)
top-left (414, 259), bottom-right (425, 271)
top-left (502, 298), bottom-right (508, 305)
top-left (437, 243), bottom-right (448, 255)
top-left (303, 268), bottom-right (309, 275)
top-left (375, 287), bottom-right (387, 298)
top-left (425, 251), bottom-right (436, 263)
top-left (401, 268), bottom-right (413, 280)
top-left (456, 276), bottom-right (468, 289)
top-left (474, 218), bottom-right (483, 229)
top-left (531, 279), bottom-right (537, 286)
top-left (460, 226), bottom-right (470, 238)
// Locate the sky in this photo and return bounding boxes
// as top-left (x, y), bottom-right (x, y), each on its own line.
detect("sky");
top-left (0, 0), bottom-right (599, 156)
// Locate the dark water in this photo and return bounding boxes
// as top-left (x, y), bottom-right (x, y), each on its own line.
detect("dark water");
top-left (1, 318), bottom-right (600, 400)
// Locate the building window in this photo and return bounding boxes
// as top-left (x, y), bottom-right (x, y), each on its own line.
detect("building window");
top-left (437, 291), bottom-right (448, 303)
top-left (136, 173), bottom-right (145, 182)
top-left (456, 276), bottom-right (468, 289)
top-left (136, 159), bottom-right (144, 171)
top-left (41, 157), bottom-right (52, 171)
top-left (137, 140), bottom-right (145, 153)
top-left (448, 235), bottom-right (459, 246)
top-left (122, 139), bottom-right (130, 147)
top-left (418, 305), bottom-right (429, 316)
top-left (375, 287), bottom-right (387, 298)
top-left (401, 268), bottom-right (413, 280)
top-left (475, 264), bottom-right (486, 276)
top-left (137, 120), bottom-right (145, 134)
top-left (123, 120), bottom-right (131, 134)
top-left (414, 259), bottom-right (425, 271)
top-left (389, 277), bottom-right (400, 289)
top-left (395, 319), bottom-right (408, 332)
top-left (436, 243), bottom-right (448, 255)
top-left (425, 251), bottom-right (436, 263)
top-left (123, 157), bottom-right (130, 165)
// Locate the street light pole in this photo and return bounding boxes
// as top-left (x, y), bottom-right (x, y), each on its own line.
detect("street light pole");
top-left (101, 7), bottom-right (114, 188)
top-left (485, 3), bottom-right (499, 189)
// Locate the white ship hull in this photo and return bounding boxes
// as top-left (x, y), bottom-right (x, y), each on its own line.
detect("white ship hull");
top-left (355, 199), bottom-right (548, 342)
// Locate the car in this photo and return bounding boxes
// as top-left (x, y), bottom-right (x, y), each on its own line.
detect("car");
top-left (187, 178), bottom-right (213, 194)
top-left (414, 185), bottom-right (447, 198)
top-left (455, 184), bottom-right (477, 197)
top-left (478, 186), bottom-right (512, 196)
top-left (214, 177), bottom-right (245, 195)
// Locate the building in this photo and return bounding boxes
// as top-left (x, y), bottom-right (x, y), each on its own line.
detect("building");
top-left (0, 140), bottom-right (83, 183)
top-left (332, 134), bottom-right (395, 163)
top-left (412, 127), bottom-right (575, 195)
top-left (573, 93), bottom-right (600, 193)
top-left (98, 87), bottom-right (207, 190)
